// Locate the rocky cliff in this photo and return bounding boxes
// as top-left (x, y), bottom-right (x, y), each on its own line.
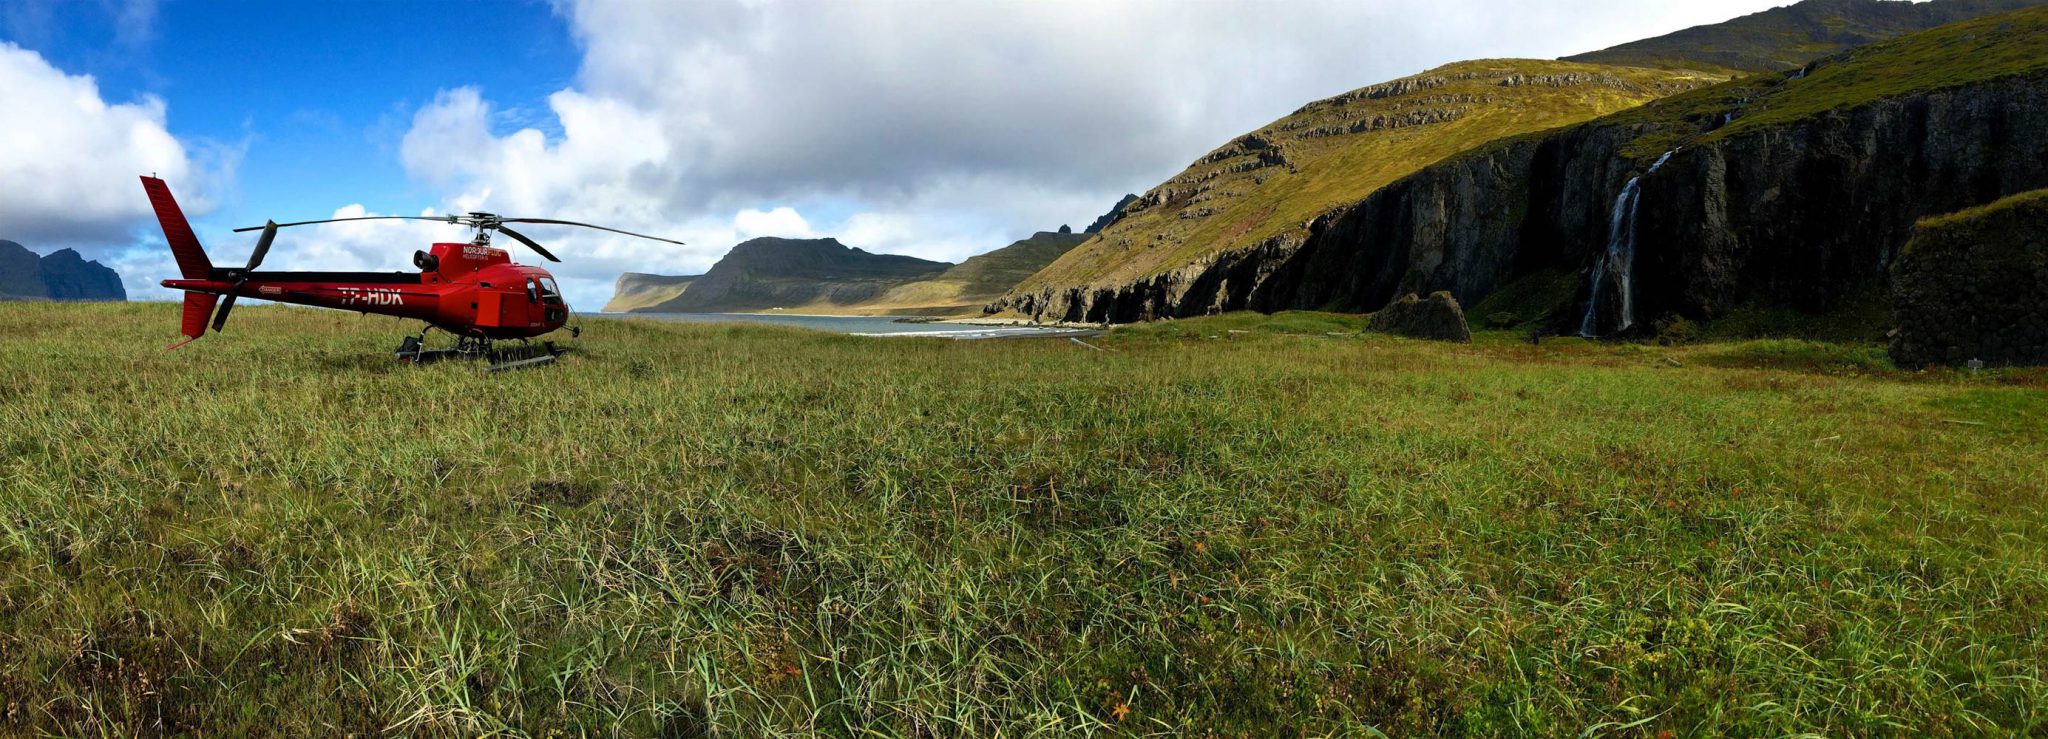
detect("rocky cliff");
top-left (995, 60), bottom-right (1717, 320)
top-left (646, 237), bottom-right (950, 313)
top-left (0, 241), bottom-right (126, 301)
top-left (997, 7), bottom-right (2048, 332)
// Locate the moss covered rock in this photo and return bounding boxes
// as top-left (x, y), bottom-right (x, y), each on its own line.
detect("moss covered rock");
top-left (1366, 291), bottom-right (1472, 342)
top-left (1889, 188), bottom-right (2048, 368)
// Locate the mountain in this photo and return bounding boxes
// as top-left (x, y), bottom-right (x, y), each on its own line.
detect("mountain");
top-left (0, 241), bottom-right (126, 301)
top-left (643, 237), bottom-right (951, 313)
top-left (993, 60), bottom-right (1717, 319)
top-left (854, 231), bottom-right (1089, 315)
top-left (607, 231), bottom-right (1087, 316)
top-left (1565, 0), bottom-right (2046, 75)
top-left (998, 7), bottom-right (2048, 336)
top-left (603, 273), bottom-right (698, 313)
top-left (993, 1), bottom-right (2046, 329)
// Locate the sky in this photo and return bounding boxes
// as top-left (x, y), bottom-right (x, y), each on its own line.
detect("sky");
top-left (0, 0), bottom-right (1799, 308)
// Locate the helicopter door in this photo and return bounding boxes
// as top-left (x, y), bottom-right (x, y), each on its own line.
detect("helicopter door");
top-left (524, 277), bottom-right (545, 327)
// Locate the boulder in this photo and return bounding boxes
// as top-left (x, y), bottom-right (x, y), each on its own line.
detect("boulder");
top-left (1889, 188), bottom-right (2048, 368)
top-left (1366, 291), bottom-right (1472, 342)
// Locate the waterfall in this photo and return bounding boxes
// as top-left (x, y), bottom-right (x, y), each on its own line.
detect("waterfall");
top-left (1580, 149), bottom-right (1677, 337)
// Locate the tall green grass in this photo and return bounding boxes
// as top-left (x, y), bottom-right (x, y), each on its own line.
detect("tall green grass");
top-left (1, 303), bottom-right (2044, 736)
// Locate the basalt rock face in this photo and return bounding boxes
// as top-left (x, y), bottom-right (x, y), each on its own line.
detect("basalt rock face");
top-left (1366, 292), bottom-right (1472, 342)
top-left (1001, 68), bottom-right (2048, 331)
top-left (0, 241), bottom-right (126, 301)
top-left (1889, 189), bottom-right (2048, 367)
top-left (652, 237), bottom-right (950, 313)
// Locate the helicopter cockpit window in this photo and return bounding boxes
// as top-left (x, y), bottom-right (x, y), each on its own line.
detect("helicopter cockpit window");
top-left (526, 279), bottom-right (539, 303)
top-left (539, 277), bottom-right (563, 305)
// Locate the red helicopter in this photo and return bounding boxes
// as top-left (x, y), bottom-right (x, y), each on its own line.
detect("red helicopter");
top-left (144, 176), bottom-right (682, 368)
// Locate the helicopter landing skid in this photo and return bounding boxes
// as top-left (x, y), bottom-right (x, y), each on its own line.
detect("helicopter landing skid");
top-left (396, 332), bottom-right (566, 371)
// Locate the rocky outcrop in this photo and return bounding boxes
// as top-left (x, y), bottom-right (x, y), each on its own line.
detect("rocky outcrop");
top-left (1889, 189), bottom-right (2048, 367)
top-left (1085, 195), bottom-right (1139, 234)
top-left (650, 237), bottom-right (950, 313)
top-left (1366, 292), bottom-right (1472, 342)
top-left (0, 241), bottom-right (126, 301)
top-left (998, 20), bottom-right (2048, 332)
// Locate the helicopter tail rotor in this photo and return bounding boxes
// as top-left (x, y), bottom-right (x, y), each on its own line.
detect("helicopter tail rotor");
top-left (211, 221), bottom-right (278, 332)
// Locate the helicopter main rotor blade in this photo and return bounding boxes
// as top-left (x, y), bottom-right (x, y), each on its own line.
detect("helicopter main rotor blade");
top-left (492, 225), bottom-right (560, 262)
top-left (233, 215), bottom-right (462, 233)
top-left (499, 218), bottom-right (686, 245)
top-left (245, 221), bottom-right (278, 270)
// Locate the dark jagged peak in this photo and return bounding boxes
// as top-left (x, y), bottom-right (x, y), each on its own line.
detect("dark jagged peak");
top-left (1085, 194), bottom-right (1139, 234)
top-left (0, 240), bottom-right (126, 301)
top-left (1566, 0), bottom-right (2046, 74)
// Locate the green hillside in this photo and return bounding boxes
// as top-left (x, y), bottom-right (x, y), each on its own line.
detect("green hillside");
top-left (1565, 0), bottom-right (2045, 75)
top-left (860, 231), bottom-right (1087, 314)
top-left (1011, 60), bottom-right (1716, 298)
top-left (602, 273), bottom-right (698, 313)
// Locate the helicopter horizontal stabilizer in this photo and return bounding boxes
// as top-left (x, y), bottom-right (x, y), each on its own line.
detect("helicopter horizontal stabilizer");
top-left (169, 291), bottom-right (217, 349)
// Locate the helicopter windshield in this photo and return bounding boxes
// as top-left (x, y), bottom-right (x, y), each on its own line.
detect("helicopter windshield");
top-left (539, 277), bottom-right (563, 305)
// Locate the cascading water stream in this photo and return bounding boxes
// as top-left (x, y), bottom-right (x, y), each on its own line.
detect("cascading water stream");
top-left (1580, 149), bottom-right (1677, 337)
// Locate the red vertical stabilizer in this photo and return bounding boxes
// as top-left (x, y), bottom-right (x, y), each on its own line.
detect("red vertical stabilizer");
top-left (140, 176), bottom-right (212, 279)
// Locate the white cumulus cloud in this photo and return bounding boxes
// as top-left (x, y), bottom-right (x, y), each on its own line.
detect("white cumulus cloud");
top-left (0, 41), bottom-right (207, 248)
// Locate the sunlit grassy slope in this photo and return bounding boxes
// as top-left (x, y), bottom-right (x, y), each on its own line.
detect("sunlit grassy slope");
top-left (1014, 60), bottom-right (1715, 294)
top-left (2, 302), bottom-right (2045, 736)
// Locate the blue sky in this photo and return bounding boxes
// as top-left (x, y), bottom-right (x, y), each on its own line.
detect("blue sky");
top-left (1, 0), bottom-right (1792, 308)
top-left (8, 0), bottom-right (576, 224)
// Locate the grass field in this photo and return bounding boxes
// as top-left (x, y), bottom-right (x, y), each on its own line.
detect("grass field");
top-left (2, 302), bottom-right (2045, 736)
